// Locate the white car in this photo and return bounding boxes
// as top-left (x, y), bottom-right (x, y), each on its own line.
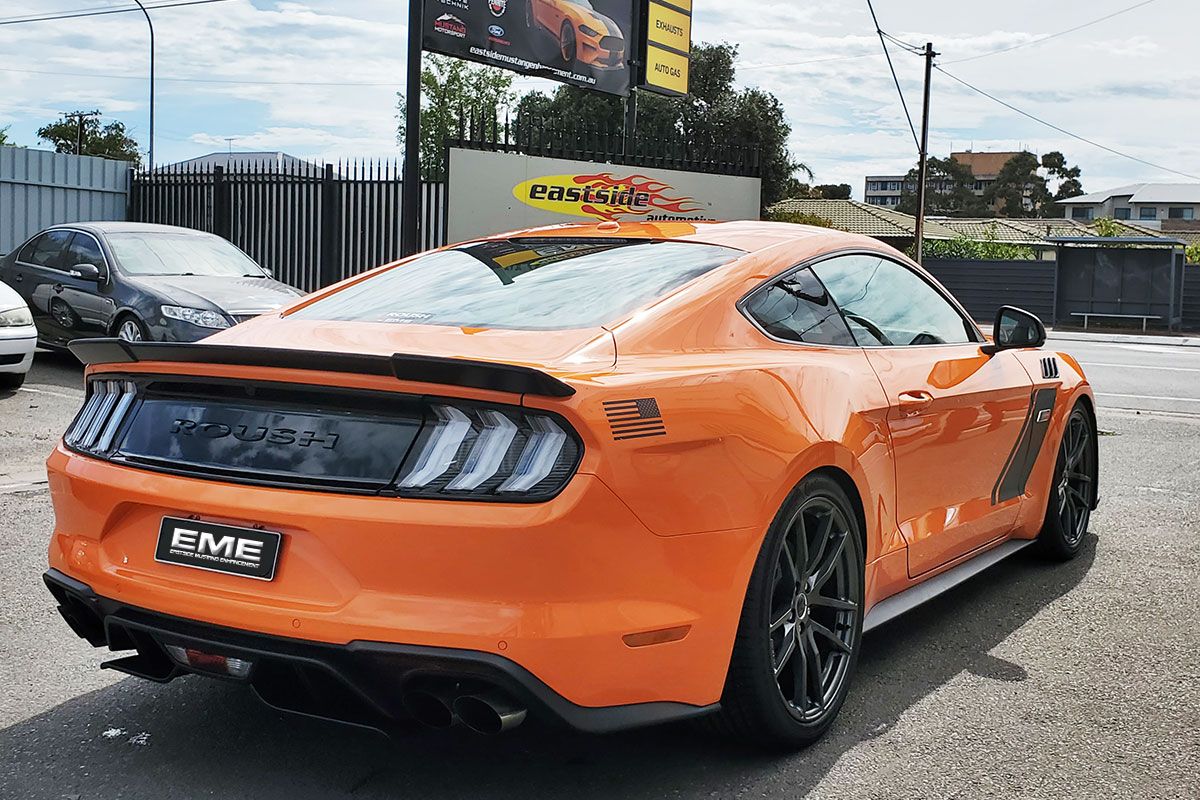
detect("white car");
top-left (0, 278), bottom-right (36, 390)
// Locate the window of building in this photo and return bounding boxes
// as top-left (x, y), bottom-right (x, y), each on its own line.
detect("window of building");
top-left (1114, 208), bottom-right (1131, 220)
top-left (1139, 207), bottom-right (1158, 220)
top-left (1168, 208), bottom-right (1195, 220)
top-left (1071, 207), bottom-right (1094, 220)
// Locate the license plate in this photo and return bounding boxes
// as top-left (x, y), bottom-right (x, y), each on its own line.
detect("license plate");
top-left (155, 516), bottom-right (282, 581)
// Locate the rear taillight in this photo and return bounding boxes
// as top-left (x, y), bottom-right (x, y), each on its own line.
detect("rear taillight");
top-left (397, 402), bottom-right (581, 501)
top-left (64, 379), bottom-right (138, 455)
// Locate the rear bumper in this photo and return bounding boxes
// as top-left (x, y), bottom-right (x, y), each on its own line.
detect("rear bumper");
top-left (45, 445), bottom-right (760, 711)
top-left (44, 568), bottom-right (717, 734)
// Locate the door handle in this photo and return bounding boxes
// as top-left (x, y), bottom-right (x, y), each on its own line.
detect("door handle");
top-left (897, 390), bottom-right (934, 415)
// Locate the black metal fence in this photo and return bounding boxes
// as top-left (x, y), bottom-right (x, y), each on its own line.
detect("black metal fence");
top-left (129, 112), bottom-right (761, 291)
top-left (923, 258), bottom-right (1058, 324)
top-left (443, 111), bottom-right (761, 179)
top-left (131, 161), bottom-right (444, 292)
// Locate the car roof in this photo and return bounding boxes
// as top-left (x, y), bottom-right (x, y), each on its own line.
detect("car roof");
top-left (45, 221), bottom-right (214, 237)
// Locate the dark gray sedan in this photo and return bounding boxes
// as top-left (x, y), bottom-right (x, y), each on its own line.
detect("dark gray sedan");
top-left (0, 222), bottom-right (304, 345)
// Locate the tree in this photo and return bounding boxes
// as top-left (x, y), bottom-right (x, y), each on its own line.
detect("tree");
top-left (0, 126), bottom-right (14, 147)
top-left (37, 112), bottom-right (141, 165)
top-left (1186, 241), bottom-right (1200, 264)
top-left (1041, 150), bottom-right (1084, 216)
top-left (897, 156), bottom-right (987, 217)
top-left (514, 42), bottom-right (810, 210)
top-left (982, 151), bottom-right (1051, 218)
top-left (396, 54), bottom-right (516, 179)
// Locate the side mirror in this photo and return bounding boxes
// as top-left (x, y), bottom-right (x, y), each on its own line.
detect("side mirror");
top-left (68, 263), bottom-right (102, 281)
top-left (982, 305), bottom-right (1046, 354)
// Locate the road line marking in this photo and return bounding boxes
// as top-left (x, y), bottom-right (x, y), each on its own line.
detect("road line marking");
top-left (1095, 392), bottom-right (1200, 403)
top-left (18, 386), bottom-right (83, 400)
top-left (1081, 362), bottom-right (1200, 373)
top-left (0, 480), bottom-right (48, 495)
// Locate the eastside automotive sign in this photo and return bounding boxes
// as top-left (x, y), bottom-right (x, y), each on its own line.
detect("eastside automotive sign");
top-left (447, 148), bottom-right (761, 242)
top-left (422, 0), bottom-right (635, 96)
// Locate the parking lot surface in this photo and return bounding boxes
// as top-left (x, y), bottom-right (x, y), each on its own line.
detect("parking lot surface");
top-left (2, 338), bottom-right (1198, 799)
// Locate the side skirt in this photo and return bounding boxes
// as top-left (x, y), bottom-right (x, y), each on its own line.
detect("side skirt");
top-left (862, 539), bottom-right (1035, 633)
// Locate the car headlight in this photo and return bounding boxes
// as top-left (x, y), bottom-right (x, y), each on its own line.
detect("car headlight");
top-left (397, 401), bottom-right (582, 501)
top-left (578, 24), bottom-right (601, 37)
top-left (161, 305), bottom-right (230, 329)
top-left (0, 306), bottom-right (33, 327)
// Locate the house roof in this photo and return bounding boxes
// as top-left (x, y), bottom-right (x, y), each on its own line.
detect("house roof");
top-left (768, 199), bottom-right (957, 239)
top-left (950, 151), bottom-right (1026, 178)
top-left (1058, 183), bottom-right (1200, 205)
top-left (933, 217), bottom-right (1085, 245)
top-left (159, 151), bottom-right (317, 170)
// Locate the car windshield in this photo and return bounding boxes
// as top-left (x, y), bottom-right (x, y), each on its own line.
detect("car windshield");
top-left (107, 232), bottom-right (268, 277)
top-left (290, 238), bottom-right (744, 330)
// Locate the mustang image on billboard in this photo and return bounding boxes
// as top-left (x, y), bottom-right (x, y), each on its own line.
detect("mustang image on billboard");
top-left (422, 0), bottom-right (632, 95)
top-left (43, 221), bottom-right (1098, 748)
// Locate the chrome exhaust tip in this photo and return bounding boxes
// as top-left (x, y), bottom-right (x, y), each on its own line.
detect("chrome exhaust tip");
top-left (452, 690), bottom-right (527, 735)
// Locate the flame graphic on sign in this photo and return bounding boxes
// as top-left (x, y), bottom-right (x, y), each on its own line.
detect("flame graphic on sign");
top-left (573, 172), bottom-right (704, 221)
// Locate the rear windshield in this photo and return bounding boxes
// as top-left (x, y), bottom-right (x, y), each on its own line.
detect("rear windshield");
top-left (290, 238), bottom-right (743, 330)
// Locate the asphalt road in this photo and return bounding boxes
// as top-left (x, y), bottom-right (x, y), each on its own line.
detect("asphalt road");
top-left (1, 338), bottom-right (1198, 799)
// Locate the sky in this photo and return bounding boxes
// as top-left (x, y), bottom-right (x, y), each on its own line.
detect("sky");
top-left (1, 0), bottom-right (1196, 198)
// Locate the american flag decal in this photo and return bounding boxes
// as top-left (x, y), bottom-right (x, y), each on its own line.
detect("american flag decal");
top-left (604, 398), bottom-right (667, 441)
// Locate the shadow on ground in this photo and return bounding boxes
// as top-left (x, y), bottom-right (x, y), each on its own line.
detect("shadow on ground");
top-left (1, 538), bottom-right (1096, 800)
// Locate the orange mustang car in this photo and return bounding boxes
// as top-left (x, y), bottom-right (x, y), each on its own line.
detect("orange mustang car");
top-left (43, 221), bottom-right (1097, 749)
top-left (527, 0), bottom-right (625, 70)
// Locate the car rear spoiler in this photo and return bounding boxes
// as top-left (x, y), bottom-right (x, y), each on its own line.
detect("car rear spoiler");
top-left (66, 338), bottom-right (576, 398)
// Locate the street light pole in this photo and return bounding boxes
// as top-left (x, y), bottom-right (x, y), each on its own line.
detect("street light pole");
top-left (913, 41), bottom-right (936, 265)
top-left (131, 0), bottom-right (155, 170)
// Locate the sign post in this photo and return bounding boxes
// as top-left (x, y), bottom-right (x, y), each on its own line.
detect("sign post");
top-left (641, 0), bottom-right (691, 96)
top-left (401, 0), bottom-right (423, 257)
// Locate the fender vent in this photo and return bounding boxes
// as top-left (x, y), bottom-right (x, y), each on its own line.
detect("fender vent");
top-left (1041, 357), bottom-right (1060, 380)
top-left (604, 398), bottom-right (666, 441)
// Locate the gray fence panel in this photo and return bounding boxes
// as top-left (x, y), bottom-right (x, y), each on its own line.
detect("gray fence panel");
top-left (0, 148), bottom-right (130, 255)
top-left (922, 258), bottom-right (1057, 324)
top-left (1183, 265), bottom-right (1200, 330)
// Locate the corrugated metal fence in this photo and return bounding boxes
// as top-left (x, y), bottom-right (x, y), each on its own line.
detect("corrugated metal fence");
top-left (1183, 264), bottom-right (1200, 330)
top-left (0, 148), bottom-right (130, 255)
top-left (922, 258), bottom-right (1058, 324)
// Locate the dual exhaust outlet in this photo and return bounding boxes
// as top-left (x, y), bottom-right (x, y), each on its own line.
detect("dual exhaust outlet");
top-left (403, 685), bottom-right (527, 735)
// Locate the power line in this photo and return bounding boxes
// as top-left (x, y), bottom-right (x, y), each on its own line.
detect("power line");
top-left (941, 0), bottom-right (1158, 65)
top-left (866, 0), bottom-right (919, 151)
top-left (0, 0), bottom-right (233, 27)
top-left (935, 66), bottom-right (1200, 181)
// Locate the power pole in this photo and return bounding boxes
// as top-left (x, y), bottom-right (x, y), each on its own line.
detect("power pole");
top-left (65, 110), bottom-right (100, 156)
top-left (913, 41), bottom-right (937, 265)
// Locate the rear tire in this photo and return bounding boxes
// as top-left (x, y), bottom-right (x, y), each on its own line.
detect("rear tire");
top-left (1036, 403), bottom-right (1097, 561)
top-left (712, 473), bottom-right (865, 750)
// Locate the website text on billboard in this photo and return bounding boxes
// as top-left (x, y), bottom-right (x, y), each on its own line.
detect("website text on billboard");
top-left (423, 0), bottom-right (635, 96)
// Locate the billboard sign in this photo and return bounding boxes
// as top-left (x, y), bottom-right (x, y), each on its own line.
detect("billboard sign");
top-left (422, 0), bottom-right (635, 96)
top-left (642, 0), bottom-right (691, 95)
top-left (447, 148), bottom-right (761, 242)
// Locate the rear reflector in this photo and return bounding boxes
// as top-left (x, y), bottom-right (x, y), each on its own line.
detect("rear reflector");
top-left (622, 625), bottom-right (691, 648)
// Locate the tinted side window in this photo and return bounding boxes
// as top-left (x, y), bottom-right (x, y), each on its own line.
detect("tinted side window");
top-left (811, 255), bottom-right (974, 346)
top-left (17, 230), bottom-right (73, 270)
top-left (743, 268), bottom-right (856, 346)
top-left (64, 233), bottom-right (106, 269)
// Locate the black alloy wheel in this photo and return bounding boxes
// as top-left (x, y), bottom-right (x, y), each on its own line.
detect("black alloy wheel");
top-left (712, 473), bottom-right (864, 749)
top-left (1039, 403), bottom-right (1097, 559)
top-left (768, 496), bottom-right (861, 722)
